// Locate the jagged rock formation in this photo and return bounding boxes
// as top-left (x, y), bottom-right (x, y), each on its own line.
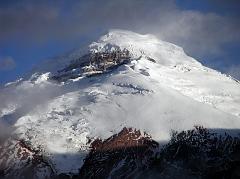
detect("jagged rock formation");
top-left (52, 49), bottom-right (131, 81)
top-left (78, 127), bottom-right (158, 178)
top-left (0, 127), bottom-right (159, 179)
top-left (0, 139), bottom-right (54, 179)
top-left (142, 127), bottom-right (240, 179)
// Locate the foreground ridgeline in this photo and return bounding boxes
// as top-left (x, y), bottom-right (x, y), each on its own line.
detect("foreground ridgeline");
top-left (78, 127), bottom-right (158, 178)
top-left (1, 127), bottom-right (240, 178)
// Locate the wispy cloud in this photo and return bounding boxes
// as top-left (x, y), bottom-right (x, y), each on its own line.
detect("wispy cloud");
top-left (0, 0), bottom-right (239, 60)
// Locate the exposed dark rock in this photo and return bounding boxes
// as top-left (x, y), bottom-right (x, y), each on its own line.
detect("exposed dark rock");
top-left (78, 127), bottom-right (159, 179)
top-left (147, 57), bottom-right (156, 63)
top-left (0, 139), bottom-right (54, 179)
top-left (1, 127), bottom-right (240, 179)
top-left (144, 126), bottom-right (240, 179)
top-left (51, 50), bottom-right (131, 82)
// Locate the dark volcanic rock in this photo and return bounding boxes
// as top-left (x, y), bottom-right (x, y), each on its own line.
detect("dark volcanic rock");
top-left (51, 50), bottom-right (131, 82)
top-left (78, 127), bottom-right (159, 179)
top-left (0, 139), bottom-right (54, 179)
top-left (1, 127), bottom-right (240, 179)
top-left (143, 126), bottom-right (240, 179)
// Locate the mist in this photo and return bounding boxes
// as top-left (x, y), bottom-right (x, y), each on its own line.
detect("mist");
top-left (0, 78), bottom-right (66, 143)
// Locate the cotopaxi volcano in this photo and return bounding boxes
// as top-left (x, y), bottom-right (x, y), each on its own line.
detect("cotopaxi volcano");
top-left (1, 30), bottom-right (240, 178)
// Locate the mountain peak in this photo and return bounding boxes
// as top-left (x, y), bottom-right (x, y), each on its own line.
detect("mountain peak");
top-left (1, 29), bottom-right (240, 178)
top-left (90, 29), bottom-right (199, 66)
top-left (32, 29), bottom-right (200, 75)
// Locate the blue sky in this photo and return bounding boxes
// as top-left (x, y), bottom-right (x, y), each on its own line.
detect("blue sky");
top-left (0, 0), bottom-right (239, 84)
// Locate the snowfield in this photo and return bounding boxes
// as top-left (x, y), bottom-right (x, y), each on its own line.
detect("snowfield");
top-left (1, 30), bottom-right (240, 174)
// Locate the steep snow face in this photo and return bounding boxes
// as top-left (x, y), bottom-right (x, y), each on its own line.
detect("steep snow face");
top-left (1, 30), bottom-right (240, 175)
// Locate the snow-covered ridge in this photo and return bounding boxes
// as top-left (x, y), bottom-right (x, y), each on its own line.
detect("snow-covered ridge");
top-left (90, 29), bottom-right (200, 66)
top-left (32, 29), bottom-right (200, 75)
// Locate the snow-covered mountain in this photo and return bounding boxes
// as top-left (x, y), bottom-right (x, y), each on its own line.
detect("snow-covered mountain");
top-left (0, 30), bottom-right (240, 178)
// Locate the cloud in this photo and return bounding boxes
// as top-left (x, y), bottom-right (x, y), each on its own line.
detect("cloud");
top-left (0, 1), bottom-right (61, 42)
top-left (0, 0), bottom-right (239, 59)
top-left (154, 11), bottom-right (240, 57)
top-left (0, 56), bottom-right (16, 71)
top-left (0, 120), bottom-right (13, 144)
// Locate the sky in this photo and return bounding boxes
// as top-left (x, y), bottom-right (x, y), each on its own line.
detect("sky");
top-left (0, 0), bottom-right (240, 84)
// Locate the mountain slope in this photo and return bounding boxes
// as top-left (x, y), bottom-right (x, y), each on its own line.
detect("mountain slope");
top-left (0, 30), bottom-right (240, 178)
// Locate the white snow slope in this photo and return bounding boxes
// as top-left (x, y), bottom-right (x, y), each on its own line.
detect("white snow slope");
top-left (1, 30), bottom-right (240, 174)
